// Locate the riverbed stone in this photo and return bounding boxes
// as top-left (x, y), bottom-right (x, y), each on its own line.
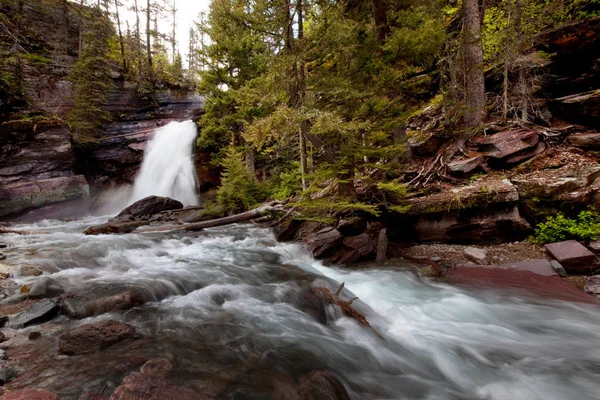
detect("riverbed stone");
top-left (2, 389), bottom-right (59, 400)
top-left (545, 240), bottom-right (597, 274)
top-left (550, 260), bottom-right (568, 277)
top-left (18, 265), bottom-right (43, 277)
top-left (464, 247), bottom-right (490, 265)
top-left (116, 196), bottom-right (184, 219)
top-left (109, 372), bottom-right (202, 400)
top-left (58, 319), bottom-right (136, 355)
top-left (584, 275), bottom-right (600, 297)
top-left (298, 370), bottom-right (350, 400)
top-left (27, 277), bottom-right (65, 299)
top-left (78, 393), bottom-right (108, 400)
top-left (84, 221), bottom-right (147, 235)
top-left (0, 264), bottom-right (13, 279)
top-left (8, 298), bottom-right (60, 328)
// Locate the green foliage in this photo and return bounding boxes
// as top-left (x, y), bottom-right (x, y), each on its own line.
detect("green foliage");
top-left (271, 164), bottom-right (303, 201)
top-left (67, 9), bottom-right (114, 145)
top-left (531, 210), bottom-right (600, 244)
top-left (217, 147), bottom-right (268, 213)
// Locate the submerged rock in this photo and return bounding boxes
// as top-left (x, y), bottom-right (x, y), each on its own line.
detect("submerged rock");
top-left (1, 389), bottom-right (58, 400)
top-left (8, 299), bottom-right (60, 328)
top-left (298, 370), bottom-right (350, 400)
top-left (58, 320), bottom-right (136, 355)
top-left (116, 196), bottom-right (183, 219)
top-left (140, 358), bottom-right (173, 377)
top-left (61, 290), bottom-right (146, 319)
top-left (109, 372), bottom-right (202, 400)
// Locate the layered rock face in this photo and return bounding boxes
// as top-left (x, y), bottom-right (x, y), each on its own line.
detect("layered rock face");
top-left (0, 119), bottom-right (90, 218)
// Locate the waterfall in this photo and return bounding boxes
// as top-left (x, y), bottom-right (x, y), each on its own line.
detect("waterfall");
top-left (130, 120), bottom-right (199, 206)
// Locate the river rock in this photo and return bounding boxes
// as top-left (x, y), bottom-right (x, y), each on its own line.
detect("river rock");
top-left (0, 264), bottom-right (13, 279)
top-left (62, 290), bottom-right (146, 319)
top-left (109, 372), bottom-right (202, 400)
top-left (305, 228), bottom-right (343, 258)
top-left (550, 260), bottom-right (568, 277)
top-left (8, 298), bottom-right (60, 328)
top-left (84, 221), bottom-right (147, 235)
top-left (0, 331), bottom-right (7, 343)
top-left (464, 247), bottom-right (489, 265)
top-left (584, 275), bottom-right (600, 296)
top-left (18, 265), bottom-right (43, 277)
top-left (0, 367), bottom-right (23, 385)
top-left (27, 277), bottom-right (65, 299)
top-left (58, 319), bottom-right (137, 355)
top-left (297, 370), bottom-right (350, 400)
top-left (336, 217), bottom-right (367, 236)
top-left (78, 393), bottom-right (109, 400)
top-left (447, 156), bottom-right (486, 177)
top-left (334, 234), bottom-right (376, 264)
top-left (545, 240), bottom-right (597, 274)
top-left (2, 389), bottom-right (59, 400)
top-left (116, 196), bottom-right (183, 219)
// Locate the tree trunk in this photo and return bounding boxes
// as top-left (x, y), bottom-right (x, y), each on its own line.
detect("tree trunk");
top-left (514, 0), bottom-right (528, 123)
top-left (502, 5), bottom-right (512, 123)
top-left (371, 0), bottom-right (389, 44)
top-left (171, 0), bottom-right (177, 61)
top-left (376, 228), bottom-right (388, 263)
top-left (463, 0), bottom-right (486, 131)
top-left (115, 0), bottom-right (127, 73)
top-left (296, 0), bottom-right (308, 192)
top-left (134, 0), bottom-right (142, 74)
top-left (146, 0), bottom-right (153, 68)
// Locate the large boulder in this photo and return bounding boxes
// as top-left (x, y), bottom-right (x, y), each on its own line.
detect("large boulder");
top-left (58, 319), bottom-right (136, 355)
top-left (544, 240), bottom-right (597, 274)
top-left (116, 196), bottom-right (183, 219)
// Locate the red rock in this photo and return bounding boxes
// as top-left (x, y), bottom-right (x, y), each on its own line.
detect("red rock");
top-left (342, 234), bottom-right (375, 256)
top-left (116, 196), bottom-right (183, 219)
top-left (544, 240), bottom-right (597, 274)
top-left (475, 129), bottom-right (539, 163)
top-left (78, 393), bottom-right (109, 400)
top-left (58, 320), bottom-right (136, 355)
top-left (2, 389), bottom-right (59, 400)
top-left (62, 291), bottom-right (146, 318)
top-left (448, 265), bottom-right (598, 304)
top-left (585, 275), bottom-right (600, 297)
top-left (109, 372), bottom-right (203, 400)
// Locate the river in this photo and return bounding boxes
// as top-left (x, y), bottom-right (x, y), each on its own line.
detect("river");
top-left (1, 216), bottom-right (600, 399)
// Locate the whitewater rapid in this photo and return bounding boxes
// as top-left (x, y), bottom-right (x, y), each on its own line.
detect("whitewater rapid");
top-left (130, 120), bottom-right (199, 206)
top-left (2, 217), bottom-right (600, 399)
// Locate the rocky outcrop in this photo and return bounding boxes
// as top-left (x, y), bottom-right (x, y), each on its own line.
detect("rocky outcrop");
top-left (550, 90), bottom-right (600, 129)
top-left (568, 132), bottom-right (600, 149)
top-left (116, 196), bottom-right (184, 219)
top-left (473, 128), bottom-right (544, 167)
top-left (393, 177), bottom-right (531, 244)
top-left (544, 240), bottom-right (598, 275)
top-left (0, 119), bottom-right (90, 218)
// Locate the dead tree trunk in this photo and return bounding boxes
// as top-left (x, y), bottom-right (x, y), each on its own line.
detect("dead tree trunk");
top-left (183, 204), bottom-right (287, 231)
top-left (463, 0), bottom-right (486, 133)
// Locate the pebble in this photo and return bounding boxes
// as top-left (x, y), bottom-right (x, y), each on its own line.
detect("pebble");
top-left (0, 350), bottom-right (8, 361)
top-left (431, 257), bottom-right (441, 263)
top-left (28, 331), bottom-right (41, 341)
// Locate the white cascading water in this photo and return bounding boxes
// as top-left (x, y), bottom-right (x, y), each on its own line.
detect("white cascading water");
top-left (130, 120), bottom-right (199, 206)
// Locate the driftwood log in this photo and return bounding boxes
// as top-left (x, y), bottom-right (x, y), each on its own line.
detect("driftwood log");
top-left (316, 283), bottom-right (382, 338)
top-left (182, 203), bottom-right (288, 232)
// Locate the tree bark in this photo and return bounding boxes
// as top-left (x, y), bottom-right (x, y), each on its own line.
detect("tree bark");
top-left (134, 0), bottom-right (142, 74)
top-left (376, 228), bottom-right (388, 263)
top-left (463, 0), bottom-right (486, 131)
top-left (115, 0), bottom-right (127, 73)
top-left (146, 0), bottom-right (153, 68)
top-left (171, 0), bottom-right (176, 61)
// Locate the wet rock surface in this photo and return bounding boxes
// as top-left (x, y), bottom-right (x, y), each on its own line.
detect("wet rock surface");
top-left (8, 299), bottom-right (59, 329)
top-left (297, 370), bottom-right (350, 400)
top-left (116, 196), bottom-right (184, 219)
top-left (1, 388), bottom-right (59, 400)
top-left (58, 320), bottom-right (137, 355)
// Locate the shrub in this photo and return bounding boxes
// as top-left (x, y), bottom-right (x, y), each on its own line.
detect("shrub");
top-left (217, 147), bottom-right (268, 214)
top-left (531, 210), bottom-right (600, 244)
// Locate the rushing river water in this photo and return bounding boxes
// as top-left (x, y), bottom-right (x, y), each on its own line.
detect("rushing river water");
top-left (2, 217), bottom-right (600, 399)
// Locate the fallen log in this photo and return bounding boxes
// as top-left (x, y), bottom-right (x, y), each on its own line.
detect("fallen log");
top-left (182, 203), bottom-right (287, 232)
top-left (316, 283), bottom-right (382, 339)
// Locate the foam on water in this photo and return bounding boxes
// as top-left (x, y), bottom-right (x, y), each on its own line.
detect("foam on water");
top-left (2, 217), bottom-right (600, 399)
top-left (130, 120), bottom-right (199, 206)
